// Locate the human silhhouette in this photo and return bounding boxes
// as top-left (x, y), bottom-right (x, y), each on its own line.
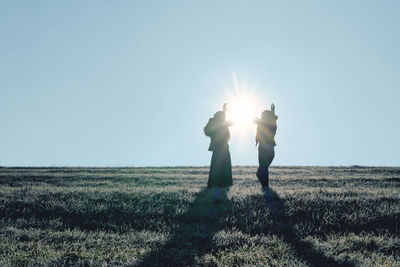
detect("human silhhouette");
top-left (254, 103), bottom-right (278, 189)
top-left (204, 103), bottom-right (233, 188)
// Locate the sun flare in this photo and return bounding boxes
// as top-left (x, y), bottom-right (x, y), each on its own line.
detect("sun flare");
top-left (225, 89), bottom-right (262, 135)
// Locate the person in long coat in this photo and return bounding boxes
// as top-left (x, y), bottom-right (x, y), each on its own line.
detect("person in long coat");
top-left (254, 103), bottom-right (278, 189)
top-left (204, 103), bottom-right (233, 188)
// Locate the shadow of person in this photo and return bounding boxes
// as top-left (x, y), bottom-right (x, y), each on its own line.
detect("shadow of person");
top-left (263, 188), bottom-right (355, 267)
top-left (136, 187), bottom-right (229, 266)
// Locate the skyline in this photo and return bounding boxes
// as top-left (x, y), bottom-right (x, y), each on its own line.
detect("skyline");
top-left (1, 1), bottom-right (400, 166)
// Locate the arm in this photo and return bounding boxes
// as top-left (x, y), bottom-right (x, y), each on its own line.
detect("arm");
top-left (253, 117), bottom-right (262, 125)
top-left (271, 103), bottom-right (278, 121)
top-left (225, 120), bottom-right (234, 127)
top-left (204, 119), bottom-right (214, 136)
top-left (255, 124), bottom-right (260, 146)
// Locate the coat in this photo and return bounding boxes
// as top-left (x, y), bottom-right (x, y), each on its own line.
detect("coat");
top-left (204, 118), bottom-right (231, 151)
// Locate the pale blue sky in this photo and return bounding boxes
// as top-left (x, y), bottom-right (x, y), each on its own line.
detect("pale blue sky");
top-left (1, 1), bottom-right (399, 166)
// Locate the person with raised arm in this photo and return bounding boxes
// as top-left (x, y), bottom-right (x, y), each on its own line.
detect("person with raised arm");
top-left (204, 103), bottom-right (234, 188)
top-left (254, 103), bottom-right (278, 189)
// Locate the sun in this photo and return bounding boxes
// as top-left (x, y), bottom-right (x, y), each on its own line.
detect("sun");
top-left (225, 89), bottom-right (261, 132)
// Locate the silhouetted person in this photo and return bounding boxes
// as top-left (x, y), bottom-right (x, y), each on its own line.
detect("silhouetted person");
top-left (254, 103), bottom-right (278, 188)
top-left (204, 103), bottom-right (233, 188)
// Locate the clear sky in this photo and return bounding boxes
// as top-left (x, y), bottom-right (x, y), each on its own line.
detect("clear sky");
top-left (1, 1), bottom-right (399, 166)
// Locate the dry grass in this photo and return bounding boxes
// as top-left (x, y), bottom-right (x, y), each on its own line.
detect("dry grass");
top-left (0, 166), bottom-right (399, 266)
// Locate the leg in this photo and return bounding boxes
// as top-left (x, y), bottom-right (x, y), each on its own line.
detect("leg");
top-left (256, 166), bottom-right (266, 187)
top-left (257, 151), bottom-right (267, 188)
top-left (265, 147), bottom-right (275, 188)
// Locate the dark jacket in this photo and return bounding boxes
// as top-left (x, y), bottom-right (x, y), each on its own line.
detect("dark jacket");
top-left (204, 118), bottom-right (231, 151)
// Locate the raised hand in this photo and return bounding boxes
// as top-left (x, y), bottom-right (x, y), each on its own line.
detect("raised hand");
top-left (271, 103), bottom-right (275, 114)
top-left (223, 103), bottom-right (228, 113)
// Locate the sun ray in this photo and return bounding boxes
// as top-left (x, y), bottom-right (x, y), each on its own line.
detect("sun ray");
top-left (225, 75), bottom-right (264, 139)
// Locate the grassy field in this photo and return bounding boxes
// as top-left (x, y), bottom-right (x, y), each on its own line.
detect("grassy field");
top-left (0, 166), bottom-right (399, 266)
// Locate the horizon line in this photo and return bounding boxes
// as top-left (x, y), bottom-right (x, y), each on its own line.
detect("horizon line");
top-left (1, 165), bottom-right (399, 168)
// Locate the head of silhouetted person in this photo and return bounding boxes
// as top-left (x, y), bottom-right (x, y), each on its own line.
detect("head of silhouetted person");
top-left (261, 110), bottom-right (276, 124)
top-left (213, 111), bottom-right (225, 123)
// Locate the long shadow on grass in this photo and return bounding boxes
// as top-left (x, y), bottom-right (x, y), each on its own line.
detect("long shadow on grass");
top-left (136, 187), bottom-right (229, 266)
top-left (264, 188), bottom-right (355, 267)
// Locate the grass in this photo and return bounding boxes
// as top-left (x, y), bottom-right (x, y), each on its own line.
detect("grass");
top-left (0, 166), bottom-right (399, 266)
